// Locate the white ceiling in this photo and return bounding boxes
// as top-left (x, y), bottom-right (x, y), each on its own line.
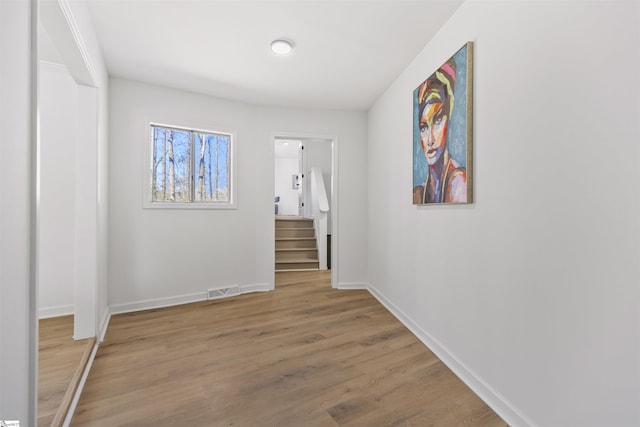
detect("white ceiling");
top-left (85, 1), bottom-right (463, 111)
top-left (274, 139), bottom-right (302, 159)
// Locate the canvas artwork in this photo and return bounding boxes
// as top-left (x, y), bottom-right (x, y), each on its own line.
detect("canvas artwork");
top-left (413, 42), bottom-right (473, 205)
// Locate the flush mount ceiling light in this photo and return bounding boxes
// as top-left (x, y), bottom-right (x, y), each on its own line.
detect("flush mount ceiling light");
top-left (271, 39), bottom-right (294, 56)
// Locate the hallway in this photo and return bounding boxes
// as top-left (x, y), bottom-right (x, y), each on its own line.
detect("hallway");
top-left (72, 271), bottom-right (504, 426)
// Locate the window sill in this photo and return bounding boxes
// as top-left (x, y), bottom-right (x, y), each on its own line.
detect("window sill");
top-left (143, 201), bottom-right (237, 210)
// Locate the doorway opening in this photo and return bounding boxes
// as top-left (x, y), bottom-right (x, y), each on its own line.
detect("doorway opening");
top-left (273, 134), bottom-right (337, 288)
top-left (274, 139), bottom-right (304, 217)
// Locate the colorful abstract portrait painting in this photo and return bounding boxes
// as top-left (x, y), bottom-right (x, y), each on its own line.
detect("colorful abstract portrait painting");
top-left (413, 42), bottom-right (473, 205)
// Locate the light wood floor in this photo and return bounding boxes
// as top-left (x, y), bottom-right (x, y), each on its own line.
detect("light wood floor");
top-left (72, 271), bottom-right (506, 426)
top-left (39, 315), bottom-right (94, 427)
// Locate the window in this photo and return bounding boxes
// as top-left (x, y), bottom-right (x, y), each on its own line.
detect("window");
top-left (145, 123), bottom-right (235, 208)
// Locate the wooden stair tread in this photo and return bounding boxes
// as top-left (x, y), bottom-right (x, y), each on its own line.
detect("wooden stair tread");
top-left (274, 217), bottom-right (312, 221)
top-left (275, 227), bottom-right (314, 230)
top-left (275, 248), bottom-right (317, 252)
top-left (276, 237), bottom-right (316, 241)
top-left (275, 217), bottom-right (317, 271)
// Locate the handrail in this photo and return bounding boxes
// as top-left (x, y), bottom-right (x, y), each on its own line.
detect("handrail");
top-left (310, 167), bottom-right (329, 212)
top-left (309, 166), bottom-right (329, 270)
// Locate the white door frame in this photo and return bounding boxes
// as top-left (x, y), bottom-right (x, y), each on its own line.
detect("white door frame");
top-left (271, 132), bottom-right (339, 289)
top-left (298, 141), bottom-right (306, 217)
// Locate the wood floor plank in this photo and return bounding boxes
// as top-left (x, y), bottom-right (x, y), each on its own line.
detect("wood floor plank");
top-left (38, 315), bottom-right (94, 427)
top-left (71, 271), bottom-right (506, 426)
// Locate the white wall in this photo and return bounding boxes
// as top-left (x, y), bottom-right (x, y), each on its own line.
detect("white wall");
top-left (256, 108), bottom-right (367, 286)
top-left (367, 1), bottom-right (640, 426)
top-left (274, 157), bottom-right (300, 216)
top-left (0, 0), bottom-right (36, 423)
top-left (43, 0), bottom-right (110, 335)
top-left (64, 0), bottom-right (110, 336)
top-left (66, 0), bottom-right (110, 336)
top-left (108, 78), bottom-right (368, 307)
top-left (38, 61), bottom-right (77, 317)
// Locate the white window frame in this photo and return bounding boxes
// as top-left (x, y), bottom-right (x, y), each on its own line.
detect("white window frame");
top-left (143, 121), bottom-right (237, 209)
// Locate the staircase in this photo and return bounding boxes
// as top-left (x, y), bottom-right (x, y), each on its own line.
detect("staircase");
top-left (275, 217), bottom-right (319, 271)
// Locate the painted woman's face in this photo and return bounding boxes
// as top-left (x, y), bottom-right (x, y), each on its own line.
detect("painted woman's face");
top-left (419, 101), bottom-right (449, 166)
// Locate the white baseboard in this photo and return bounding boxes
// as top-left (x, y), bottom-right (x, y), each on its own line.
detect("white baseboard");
top-left (240, 282), bottom-right (273, 293)
top-left (110, 292), bottom-right (207, 315)
top-left (62, 339), bottom-right (99, 427)
top-left (98, 307), bottom-right (111, 343)
top-left (367, 283), bottom-right (533, 427)
top-left (110, 283), bottom-right (274, 315)
top-left (337, 281), bottom-right (369, 290)
top-left (39, 304), bottom-right (74, 319)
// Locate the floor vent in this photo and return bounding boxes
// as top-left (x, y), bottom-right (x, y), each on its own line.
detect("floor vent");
top-left (207, 285), bottom-right (240, 300)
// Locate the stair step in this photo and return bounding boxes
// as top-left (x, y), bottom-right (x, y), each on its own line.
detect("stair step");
top-left (275, 248), bottom-right (318, 261)
top-left (275, 218), bottom-right (314, 229)
top-left (275, 261), bottom-right (320, 271)
top-left (275, 237), bottom-right (316, 240)
top-left (276, 228), bottom-right (313, 232)
top-left (276, 239), bottom-right (316, 249)
top-left (274, 217), bottom-right (318, 271)
top-left (275, 256), bottom-right (319, 262)
top-left (276, 228), bottom-right (315, 238)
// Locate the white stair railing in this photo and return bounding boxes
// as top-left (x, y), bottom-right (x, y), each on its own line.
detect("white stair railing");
top-left (309, 167), bottom-right (329, 270)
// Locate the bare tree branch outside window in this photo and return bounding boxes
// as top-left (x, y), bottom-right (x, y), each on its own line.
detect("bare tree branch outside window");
top-left (150, 124), bottom-right (231, 204)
